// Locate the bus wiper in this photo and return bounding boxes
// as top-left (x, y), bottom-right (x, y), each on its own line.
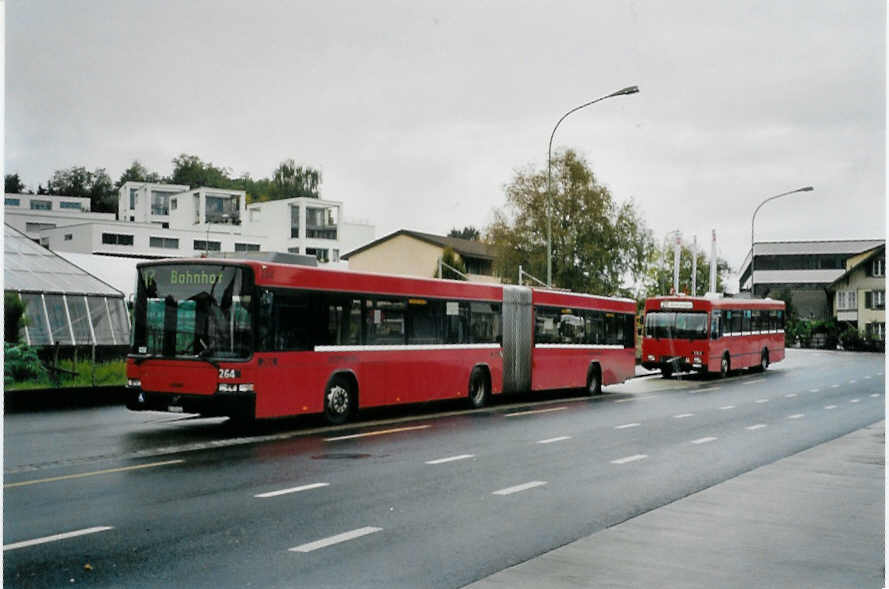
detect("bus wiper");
top-left (196, 340), bottom-right (220, 368)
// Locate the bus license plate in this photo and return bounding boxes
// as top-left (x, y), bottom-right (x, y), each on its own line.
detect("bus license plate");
top-left (169, 405), bottom-right (184, 413)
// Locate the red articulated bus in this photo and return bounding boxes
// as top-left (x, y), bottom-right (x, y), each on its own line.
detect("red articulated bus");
top-left (125, 256), bottom-right (636, 424)
top-left (640, 295), bottom-right (786, 378)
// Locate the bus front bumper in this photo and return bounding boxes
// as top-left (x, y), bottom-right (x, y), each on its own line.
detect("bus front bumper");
top-left (125, 387), bottom-right (256, 419)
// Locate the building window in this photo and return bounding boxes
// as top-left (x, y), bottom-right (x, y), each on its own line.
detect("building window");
top-left (151, 191), bottom-right (174, 216)
top-left (288, 247), bottom-right (300, 254)
top-left (149, 236), bottom-right (179, 249)
top-left (290, 206), bottom-right (299, 238)
top-left (306, 247), bottom-right (329, 263)
top-left (837, 290), bottom-right (857, 310)
top-left (866, 322), bottom-right (885, 341)
top-left (64, 234), bottom-right (73, 241)
top-left (59, 201), bottom-right (81, 210)
top-left (872, 258), bottom-right (885, 277)
top-left (30, 199), bottom-right (52, 210)
top-left (205, 194), bottom-right (241, 224)
top-left (306, 206), bottom-right (337, 239)
top-left (194, 194), bottom-right (200, 224)
top-left (102, 233), bottom-right (134, 246)
top-left (25, 222), bottom-right (56, 232)
top-left (193, 240), bottom-right (221, 252)
top-left (171, 198), bottom-right (177, 210)
top-left (332, 249), bottom-right (340, 262)
top-left (5, 197), bottom-right (20, 206)
top-left (235, 242), bottom-right (260, 252)
top-left (875, 290), bottom-right (885, 309)
top-left (130, 188), bottom-right (138, 209)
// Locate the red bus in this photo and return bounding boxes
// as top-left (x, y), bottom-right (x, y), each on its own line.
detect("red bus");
top-left (641, 295), bottom-right (786, 378)
top-left (125, 257), bottom-right (636, 423)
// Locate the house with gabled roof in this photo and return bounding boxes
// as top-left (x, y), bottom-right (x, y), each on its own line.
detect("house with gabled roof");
top-left (829, 244), bottom-right (885, 342)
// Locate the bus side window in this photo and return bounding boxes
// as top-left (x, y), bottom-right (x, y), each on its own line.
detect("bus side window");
top-left (710, 311), bottom-right (720, 340)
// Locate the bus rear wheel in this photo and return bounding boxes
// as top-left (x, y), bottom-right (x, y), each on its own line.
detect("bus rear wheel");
top-left (757, 349), bottom-right (769, 372)
top-left (585, 366), bottom-right (602, 396)
top-left (324, 376), bottom-right (355, 425)
top-left (719, 354), bottom-right (730, 378)
top-left (468, 368), bottom-right (490, 409)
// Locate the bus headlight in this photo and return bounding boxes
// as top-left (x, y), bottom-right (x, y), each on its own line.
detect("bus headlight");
top-left (127, 378), bottom-right (141, 388)
top-left (647, 354), bottom-right (655, 361)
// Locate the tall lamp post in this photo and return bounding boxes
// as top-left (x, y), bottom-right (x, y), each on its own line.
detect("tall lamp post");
top-left (546, 85), bottom-right (639, 287)
top-left (750, 186), bottom-right (814, 294)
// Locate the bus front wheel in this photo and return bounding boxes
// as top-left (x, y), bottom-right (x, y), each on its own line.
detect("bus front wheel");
top-left (585, 366), bottom-right (602, 396)
top-left (719, 354), bottom-right (730, 378)
top-left (324, 376), bottom-right (355, 425)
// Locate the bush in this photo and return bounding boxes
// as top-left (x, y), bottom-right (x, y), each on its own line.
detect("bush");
top-left (4, 342), bottom-right (45, 385)
top-left (839, 327), bottom-right (866, 351)
top-left (4, 292), bottom-right (27, 343)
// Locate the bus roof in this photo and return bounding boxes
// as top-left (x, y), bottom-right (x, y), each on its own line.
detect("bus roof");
top-left (644, 295), bottom-right (785, 312)
top-left (137, 257), bottom-right (634, 310)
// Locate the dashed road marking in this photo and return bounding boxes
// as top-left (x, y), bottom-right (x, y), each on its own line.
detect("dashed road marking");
top-left (755, 399), bottom-right (769, 404)
top-left (809, 388), bottom-right (820, 393)
top-left (537, 436), bottom-right (572, 445)
top-left (784, 393), bottom-right (798, 398)
top-left (871, 393), bottom-right (881, 398)
top-left (289, 527), bottom-right (382, 553)
top-left (720, 405), bottom-right (736, 410)
top-left (325, 425), bottom-right (430, 442)
top-left (505, 407), bottom-right (567, 417)
top-left (691, 437), bottom-right (717, 445)
top-left (255, 483), bottom-right (330, 498)
top-left (611, 454), bottom-right (648, 465)
top-left (743, 379), bottom-right (765, 385)
top-left (615, 423), bottom-right (641, 430)
top-left (831, 384), bottom-right (840, 389)
top-left (615, 395), bottom-right (657, 404)
top-left (849, 379), bottom-right (857, 384)
top-left (425, 454), bottom-right (475, 465)
top-left (690, 387), bottom-right (720, 394)
top-left (492, 481), bottom-right (547, 495)
top-left (746, 424), bottom-right (767, 431)
top-left (787, 414), bottom-right (805, 420)
top-left (864, 376), bottom-right (872, 380)
top-left (4, 459), bottom-right (185, 489)
top-left (849, 399), bottom-right (860, 404)
top-left (673, 413), bottom-right (694, 419)
top-left (4, 526), bottom-right (114, 551)
top-left (825, 405), bottom-right (837, 410)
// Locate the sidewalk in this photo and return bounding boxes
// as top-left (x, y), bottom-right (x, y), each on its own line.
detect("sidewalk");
top-left (465, 421), bottom-right (885, 589)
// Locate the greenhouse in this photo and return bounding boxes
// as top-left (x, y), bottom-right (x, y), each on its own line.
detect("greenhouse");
top-left (4, 224), bottom-right (130, 348)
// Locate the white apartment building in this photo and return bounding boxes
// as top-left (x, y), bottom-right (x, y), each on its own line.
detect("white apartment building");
top-left (5, 182), bottom-right (375, 264)
top-left (4, 193), bottom-right (115, 239)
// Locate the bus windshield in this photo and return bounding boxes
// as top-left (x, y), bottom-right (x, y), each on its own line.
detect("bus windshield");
top-left (644, 311), bottom-right (708, 340)
top-left (131, 264), bottom-right (254, 359)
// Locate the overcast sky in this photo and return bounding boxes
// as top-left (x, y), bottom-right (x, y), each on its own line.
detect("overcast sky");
top-left (5, 1), bottom-right (886, 287)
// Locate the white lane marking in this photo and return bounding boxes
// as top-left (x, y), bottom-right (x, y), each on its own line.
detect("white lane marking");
top-left (849, 399), bottom-right (860, 403)
top-left (864, 376), bottom-right (872, 380)
top-left (755, 399), bottom-right (769, 404)
top-left (492, 481), bottom-right (548, 495)
top-left (784, 393), bottom-right (798, 398)
top-left (255, 483), bottom-right (330, 498)
top-left (324, 425), bottom-right (430, 442)
top-left (505, 406), bottom-right (567, 417)
top-left (5, 459), bottom-right (185, 489)
top-left (849, 379), bottom-right (857, 384)
top-left (743, 379), bottom-right (765, 385)
top-left (289, 527), bottom-right (382, 553)
top-left (425, 454), bottom-right (475, 465)
top-left (825, 405), bottom-right (837, 410)
top-left (831, 384), bottom-right (840, 389)
top-left (615, 395), bottom-right (657, 404)
top-left (537, 436), bottom-right (572, 445)
top-left (4, 526), bottom-right (114, 551)
top-left (690, 386), bottom-right (720, 394)
top-left (746, 424), bottom-right (767, 431)
top-left (720, 405), bottom-right (736, 410)
top-left (610, 454), bottom-right (648, 465)
top-left (673, 413), bottom-right (694, 419)
top-left (691, 437), bottom-right (718, 445)
top-left (809, 388), bottom-right (820, 393)
top-left (615, 423), bottom-right (641, 430)
top-left (787, 414), bottom-right (805, 420)
top-left (870, 393), bottom-right (881, 398)
top-left (878, 372), bottom-right (884, 376)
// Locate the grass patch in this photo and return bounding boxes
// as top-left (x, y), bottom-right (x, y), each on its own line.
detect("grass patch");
top-left (5, 358), bottom-right (126, 391)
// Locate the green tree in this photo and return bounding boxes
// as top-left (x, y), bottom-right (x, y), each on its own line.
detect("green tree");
top-left (486, 149), bottom-right (653, 294)
top-left (116, 160), bottom-right (160, 187)
top-left (168, 154), bottom-right (235, 189)
top-left (269, 159), bottom-right (321, 199)
top-left (435, 247), bottom-right (468, 280)
top-left (4, 293), bottom-right (27, 343)
top-left (642, 236), bottom-right (731, 297)
top-left (5, 173), bottom-right (27, 193)
top-left (45, 166), bottom-right (117, 213)
top-left (448, 226), bottom-right (481, 240)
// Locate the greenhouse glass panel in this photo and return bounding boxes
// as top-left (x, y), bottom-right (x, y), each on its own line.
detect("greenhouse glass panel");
top-left (68, 296), bottom-right (93, 344)
top-left (88, 296), bottom-right (114, 344)
top-left (20, 293), bottom-right (51, 345)
top-left (108, 298), bottom-right (130, 344)
top-left (44, 294), bottom-right (73, 344)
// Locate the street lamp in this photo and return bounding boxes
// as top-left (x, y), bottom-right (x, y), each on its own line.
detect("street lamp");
top-left (749, 186), bottom-right (814, 294)
top-left (546, 85), bottom-right (639, 287)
